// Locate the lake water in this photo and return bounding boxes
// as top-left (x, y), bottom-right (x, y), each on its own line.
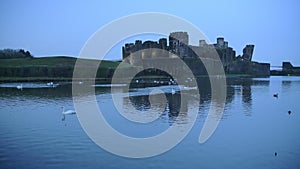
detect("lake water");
top-left (0, 76), bottom-right (300, 169)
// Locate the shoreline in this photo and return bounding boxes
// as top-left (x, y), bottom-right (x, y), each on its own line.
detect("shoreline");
top-left (1, 74), bottom-right (295, 83)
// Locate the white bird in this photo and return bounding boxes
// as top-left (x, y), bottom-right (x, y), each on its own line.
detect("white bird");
top-left (171, 88), bottom-right (176, 95)
top-left (47, 82), bottom-right (59, 88)
top-left (47, 82), bottom-right (54, 86)
top-left (61, 106), bottom-right (76, 121)
top-left (16, 84), bottom-right (23, 90)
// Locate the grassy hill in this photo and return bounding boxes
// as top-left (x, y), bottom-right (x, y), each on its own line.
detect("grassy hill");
top-left (0, 56), bottom-right (121, 67)
top-left (0, 56), bottom-right (135, 82)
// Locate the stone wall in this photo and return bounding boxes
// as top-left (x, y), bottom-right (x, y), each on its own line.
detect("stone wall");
top-left (228, 61), bottom-right (270, 76)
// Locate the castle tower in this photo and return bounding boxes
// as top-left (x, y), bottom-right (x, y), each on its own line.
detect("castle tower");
top-left (216, 37), bottom-right (225, 48)
top-left (159, 38), bottom-right (167, 50)
top-left (135, 40), bottom-right (142, 51)
top-left (242, 45), bottom-right (254, 61)
top-left (169, 32), bottom-right (189, 58)
top-left (224, 41), bottom-right (228, 48)
top-left (199, 40), bottom-right (207, 47)
top-left (122, 43), bottom-right (135, 61)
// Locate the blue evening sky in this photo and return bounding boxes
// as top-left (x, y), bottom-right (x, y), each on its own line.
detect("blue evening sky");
top-left (0, 0), bottom-right (299, 66)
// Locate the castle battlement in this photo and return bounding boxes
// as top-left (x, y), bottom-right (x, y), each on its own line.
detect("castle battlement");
top-left (122, 32), bottom-right (237, 67)
top-left (121, 32), bottom-right (269, 76)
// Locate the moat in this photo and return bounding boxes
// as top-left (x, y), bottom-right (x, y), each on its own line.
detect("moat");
top-left (0, 76), bottom-right (299, 168)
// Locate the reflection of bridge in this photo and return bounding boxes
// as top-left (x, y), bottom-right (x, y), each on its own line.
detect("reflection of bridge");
top-left (270, 66), bottom-right (282, 70)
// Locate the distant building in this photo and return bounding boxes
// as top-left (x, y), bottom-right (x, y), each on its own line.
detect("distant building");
top-left (282, 62), bottom-right (300, 74)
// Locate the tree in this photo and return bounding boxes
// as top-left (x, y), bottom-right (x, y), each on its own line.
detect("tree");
top-left (25, 51), bottom-right (32, 58)
top-left (0, 48), bottom-right (33, 59)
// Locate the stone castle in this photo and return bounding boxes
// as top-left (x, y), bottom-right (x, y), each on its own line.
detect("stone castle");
top-left (122, 32), bottom-right (270, 76)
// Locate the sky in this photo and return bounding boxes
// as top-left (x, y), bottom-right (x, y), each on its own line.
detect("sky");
top-left (0, 0), bottom-right (299, 66)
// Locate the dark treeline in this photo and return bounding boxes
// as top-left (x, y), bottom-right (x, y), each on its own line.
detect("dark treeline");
top-left (0, 49), bottom-right (33, 59)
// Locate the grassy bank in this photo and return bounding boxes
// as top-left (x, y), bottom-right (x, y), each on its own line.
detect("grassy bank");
top-left (0, 56), bottom-right (275, 83)
top-left (0, 56), bottom-right (122, 68)
top-left (0, 56), bottom-right (137, 82)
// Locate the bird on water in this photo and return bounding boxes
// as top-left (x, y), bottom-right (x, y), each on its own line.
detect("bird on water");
top-left (61, 106), bottom-right (76, 121)
top-left (16, 84), bottom-right (23, 90)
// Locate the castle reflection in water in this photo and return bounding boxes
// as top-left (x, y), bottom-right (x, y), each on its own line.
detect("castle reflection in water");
top-left (0, 77), bottom-right (271, 124)
top-left (123, 77), bottom-right (270, 123)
